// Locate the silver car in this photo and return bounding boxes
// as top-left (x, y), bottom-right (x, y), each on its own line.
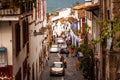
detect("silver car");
top-left (49, 44), bottom-right (59, 53)
top-left (49, 47), bottom-right (59, 53)
top-left (50, 62), bottom-right (65, 76)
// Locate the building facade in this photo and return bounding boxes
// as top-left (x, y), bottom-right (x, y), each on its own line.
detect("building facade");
top-left (0, 0), bottom-right (46, 80)
top-left (84, 0), bottom-right (120, 80)
top-left (71, 4), bottom-right (86, 46)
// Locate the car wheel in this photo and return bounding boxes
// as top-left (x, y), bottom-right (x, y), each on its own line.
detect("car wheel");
top-left (50, 73), bottom-right (52, 76)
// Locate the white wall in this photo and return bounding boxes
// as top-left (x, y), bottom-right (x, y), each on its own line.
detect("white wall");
top-left (29, 20), bottom-right (43, 80)
top-left (51, 8), bottom-right (71, 21)
top-left (86, 18), bottom-right (92, 34)
top-left (12, 20), bottom-right (27, 79)
top-left (94, 0), bottom-right (99, 4)
top-left (59, 8), bottom-right (71, 17)
top-left (0, 22), bottom-right (12, 65)
top-left (0, 0), bottom-right (47, 79)
top-left (85, 0), bottom-right (92, 6)
top-left (27, 0), bottom-right (47, 79)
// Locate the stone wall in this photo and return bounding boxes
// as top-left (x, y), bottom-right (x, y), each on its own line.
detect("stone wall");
top-left (109, 51), bottom-right (120, 80)
top-left (112, 0), bottom-right (120, 18)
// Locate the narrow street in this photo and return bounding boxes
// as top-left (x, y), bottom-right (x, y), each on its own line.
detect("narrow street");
top-left (40, 53), bottom-right (84, 80)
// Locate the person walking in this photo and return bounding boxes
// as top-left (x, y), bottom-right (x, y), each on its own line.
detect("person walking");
top-left (63, 59), bottom-right (67, 68)
top-left (66, 48), bottom-right (69, 57)
top-left (45, 53), bottom-right (49, 66)
top-left (70, 48), bottom-right (75, 57)
top-left (60, 55), bottom-right (64, 62)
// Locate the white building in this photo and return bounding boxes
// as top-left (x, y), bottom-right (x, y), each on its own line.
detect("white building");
top-left (0, 0), bottom-right (46, 80)
top-left (51, 8), bottom-right (71, 21)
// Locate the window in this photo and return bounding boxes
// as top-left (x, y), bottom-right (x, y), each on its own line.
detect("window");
top-left (27, 42), bottom-right (29, 56)
top-left (15, 23), bottom-right (21, 57)
top-left (22, 19), bottom-right (29, 47)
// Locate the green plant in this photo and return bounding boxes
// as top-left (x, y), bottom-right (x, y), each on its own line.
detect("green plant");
top-left (73, 29), bottom-right (81, 36)
top-left (70, 44), bottom-right (75, 49)
top-left (92, 19), bottom-right (120, 48)
top-left (77, 43), bottom-right (94, 78)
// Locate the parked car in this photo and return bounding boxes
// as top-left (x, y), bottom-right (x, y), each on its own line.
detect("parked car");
top-left (51, 44), bottom-right (59, 48)
top-left (56, 38), bottom-right (66, 47)
top-left (50, 62), bottom-right (65, 76)
top-left (56, 38), bottom-right (65, 44)
top-left (49, 45), bottom-right (59, 53)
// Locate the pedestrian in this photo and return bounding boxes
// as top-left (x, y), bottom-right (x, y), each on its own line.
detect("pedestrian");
top-left (66, 48), bottom-right (69, 57)
top-left (63, 59), bottom-right (67, 68)
top-left (66, 39), bottom-right (70, 46)
top-left (60, 55), bottom-right (64, 62)
top-left (75, 60), bottom-right (80, 71)
top-left (45, 54), bottom-right (49, 66)
top-left (70, 48), bottom-right (75, 57)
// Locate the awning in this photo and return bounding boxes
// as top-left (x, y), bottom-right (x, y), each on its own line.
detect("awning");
top-left (0, 47), bottom-right (7, 52)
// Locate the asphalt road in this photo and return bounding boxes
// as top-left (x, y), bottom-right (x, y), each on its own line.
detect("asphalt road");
top-left (40, 53), bottom-right (84, 80)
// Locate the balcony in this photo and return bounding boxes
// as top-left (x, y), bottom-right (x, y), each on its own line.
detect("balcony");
top-left (0, 8), bottom-right (20, 15)
top-left (0, 0), bottom-right (34, 21)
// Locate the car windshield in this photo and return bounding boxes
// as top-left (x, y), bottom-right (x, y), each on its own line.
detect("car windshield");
top-left (54, 63), bottom-right (62, 68)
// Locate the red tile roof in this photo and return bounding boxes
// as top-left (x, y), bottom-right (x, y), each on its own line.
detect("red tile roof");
top-left (85, 3), bottom-right (99, 11)
top-left (73, 4), bottom-right (86, 10)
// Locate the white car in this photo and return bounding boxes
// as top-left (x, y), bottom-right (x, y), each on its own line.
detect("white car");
top-left (51, 44), bottom-right (59, 48)
top-left (50, 62), bottom-right (65, 76)
top-left (56, 38), bottom-right (65, 44)
top-left (49, 47), bottom-right (59, 53)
